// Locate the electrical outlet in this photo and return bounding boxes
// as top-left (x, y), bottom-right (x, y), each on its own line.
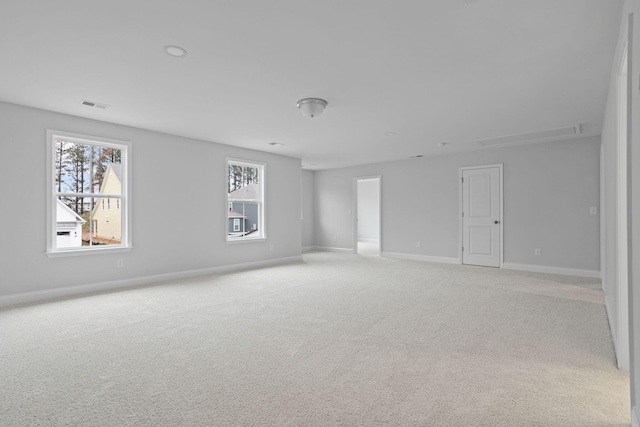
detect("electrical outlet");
top-left (534, 248), bottom-right (541, 256)
top-left (416, 241), bottom-right (421, 248)
top-left (590, 206), bottom-right (598, 215)
top-left (116, 259), bottom-right (124, 268)
top-left (333, 236), bottom-right (337, 242)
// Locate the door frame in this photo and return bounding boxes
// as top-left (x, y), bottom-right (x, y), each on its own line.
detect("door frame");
top-left (352, 175), bottom-right (382, 254)
top-left (458, 164), bottom-right (504, 267)
top-left (616, 40), bottom-right (630, 371)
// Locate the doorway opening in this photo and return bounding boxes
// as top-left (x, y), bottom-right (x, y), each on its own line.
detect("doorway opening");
top-left (354, 177), bottom-right (381, 256)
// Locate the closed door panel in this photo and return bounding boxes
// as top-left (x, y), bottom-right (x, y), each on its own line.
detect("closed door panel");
top-left (469, 174), bottom-right (492, 218)
top-left (462, 167), bottom-right (501, 267)
top-left (469, 226), bottom-right (493, 255)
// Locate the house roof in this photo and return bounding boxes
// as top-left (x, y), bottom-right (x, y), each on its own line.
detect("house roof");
top-left (228, 211), bottom-right (247, 219)
top-left (108, 163), bottom-right (122, 182)
top-left (56, 200), bottom-right (86, 224)
top-left (229, 183), bottom-right (259, 200)
top-left (95, 162), bottom-right (123, 195)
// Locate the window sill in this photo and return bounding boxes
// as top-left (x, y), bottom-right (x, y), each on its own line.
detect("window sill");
top-left (226, 237), bottom-right (267, 244)
top-left (46, 246), bottom-right (132, 258)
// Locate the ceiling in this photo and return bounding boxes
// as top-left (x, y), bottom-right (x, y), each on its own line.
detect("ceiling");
top-left (0, 1), bottom-right (624, 170)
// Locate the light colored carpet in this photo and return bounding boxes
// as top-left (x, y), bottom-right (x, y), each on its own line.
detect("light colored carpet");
top-left (0, 252), bottom-right (629, 426)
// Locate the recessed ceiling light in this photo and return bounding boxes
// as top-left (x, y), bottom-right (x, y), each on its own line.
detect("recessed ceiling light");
top-left (410, 155), bottom-right (424, 158)
top-left (384, 132), bottom-right (397, 136)
top-left (268, 142), bottom-right (284, 146)
top-left (438, 142), bottom-right (447, 147)
top-left (164, 45), bottom-right (188, 58)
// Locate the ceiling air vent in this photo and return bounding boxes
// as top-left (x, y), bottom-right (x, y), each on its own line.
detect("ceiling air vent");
top-left (80, 99), bottom-right (111, 110)
top-left (476, 125), bottom-right (581, 147)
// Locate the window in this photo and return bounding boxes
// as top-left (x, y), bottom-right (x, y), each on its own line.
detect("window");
top-left (227, 159), bottom-right (264, 241)
top-left (46, 130), bottom-right (131, 255)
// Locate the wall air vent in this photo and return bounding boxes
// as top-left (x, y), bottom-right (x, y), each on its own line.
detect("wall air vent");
top-left (476, 125), bottom-right (581, 147)
top-left (80, 99), bottom-right (111, 110)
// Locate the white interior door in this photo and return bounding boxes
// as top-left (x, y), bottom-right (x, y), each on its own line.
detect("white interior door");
top-left (462, 166), bottom-right (501, 267)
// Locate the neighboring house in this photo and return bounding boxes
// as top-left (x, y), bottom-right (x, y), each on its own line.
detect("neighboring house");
top-left (92, 163), bottom-right (122, 244)
top-left (228, 183), bottom-right (259, 236)
top-left (56, 200), bottom-right (85, 248)
top-left (228, 210), bottom-right (249, 235)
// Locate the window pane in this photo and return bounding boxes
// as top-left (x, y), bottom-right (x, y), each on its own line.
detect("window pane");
top-left (55, 196), bottom-right (122, 248)
top-left (228, 202), bottom-right (259, 239)
top-left (91, 146), bottom-right (122, 194)
top-left (92, 197), bottom-right (122, 245)
top-left (54, 141), bottom-right (91, 194)
top-left (228, 168), bottom-right (260, 200)
top-left (54, 141), bottom-right (123, 195)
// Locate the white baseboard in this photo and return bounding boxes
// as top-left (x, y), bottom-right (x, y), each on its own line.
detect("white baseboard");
top-left (308, 246), bottom-right (354, 254)
top-left (0, 255), bottom-right (302, 308)
top-left (502, 262), bottom-right (600, 278)
top-left (381, 251), bottom-right (459, 264)
top-left (357, 238), bottom-right (379, 243)
top-left (633, 406), bottom-right (639, 427)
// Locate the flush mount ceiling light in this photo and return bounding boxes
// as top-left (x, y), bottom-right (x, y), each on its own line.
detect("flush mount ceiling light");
top-left (268, 142), bottom-right (284, 146)
top-left (163, 45), bottom-right (188, 58)
top-left (384, 132), bottom-right (397, 136)
top-left (296, 98), bottom-right (327, 118)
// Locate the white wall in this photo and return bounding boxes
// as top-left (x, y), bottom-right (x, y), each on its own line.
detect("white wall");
top-left (602, 1), bottom-right (632, 371)
top-left (357, 179), bottom-right (380, 242)
top-left (631, 4), bottom-right (640, 421)
top-left (609, 2), bottom-right (640, 423)
top-left (301, 169), bottom-right (315, 248)
top-left (608, 0), bottom-right (640, 423)
top-left (0, 101), bottom-right (302, 304)
top-left (314, 137), bottom-right (600, 273)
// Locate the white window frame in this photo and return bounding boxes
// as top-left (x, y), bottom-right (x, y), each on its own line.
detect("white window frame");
top-left (46, 130), bottom-right (132, 257)
top-left (226, 158), bottom-right (266, 243)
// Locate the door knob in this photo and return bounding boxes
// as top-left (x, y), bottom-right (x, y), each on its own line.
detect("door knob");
top-left (494, 220), bottom-right (500, 224)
